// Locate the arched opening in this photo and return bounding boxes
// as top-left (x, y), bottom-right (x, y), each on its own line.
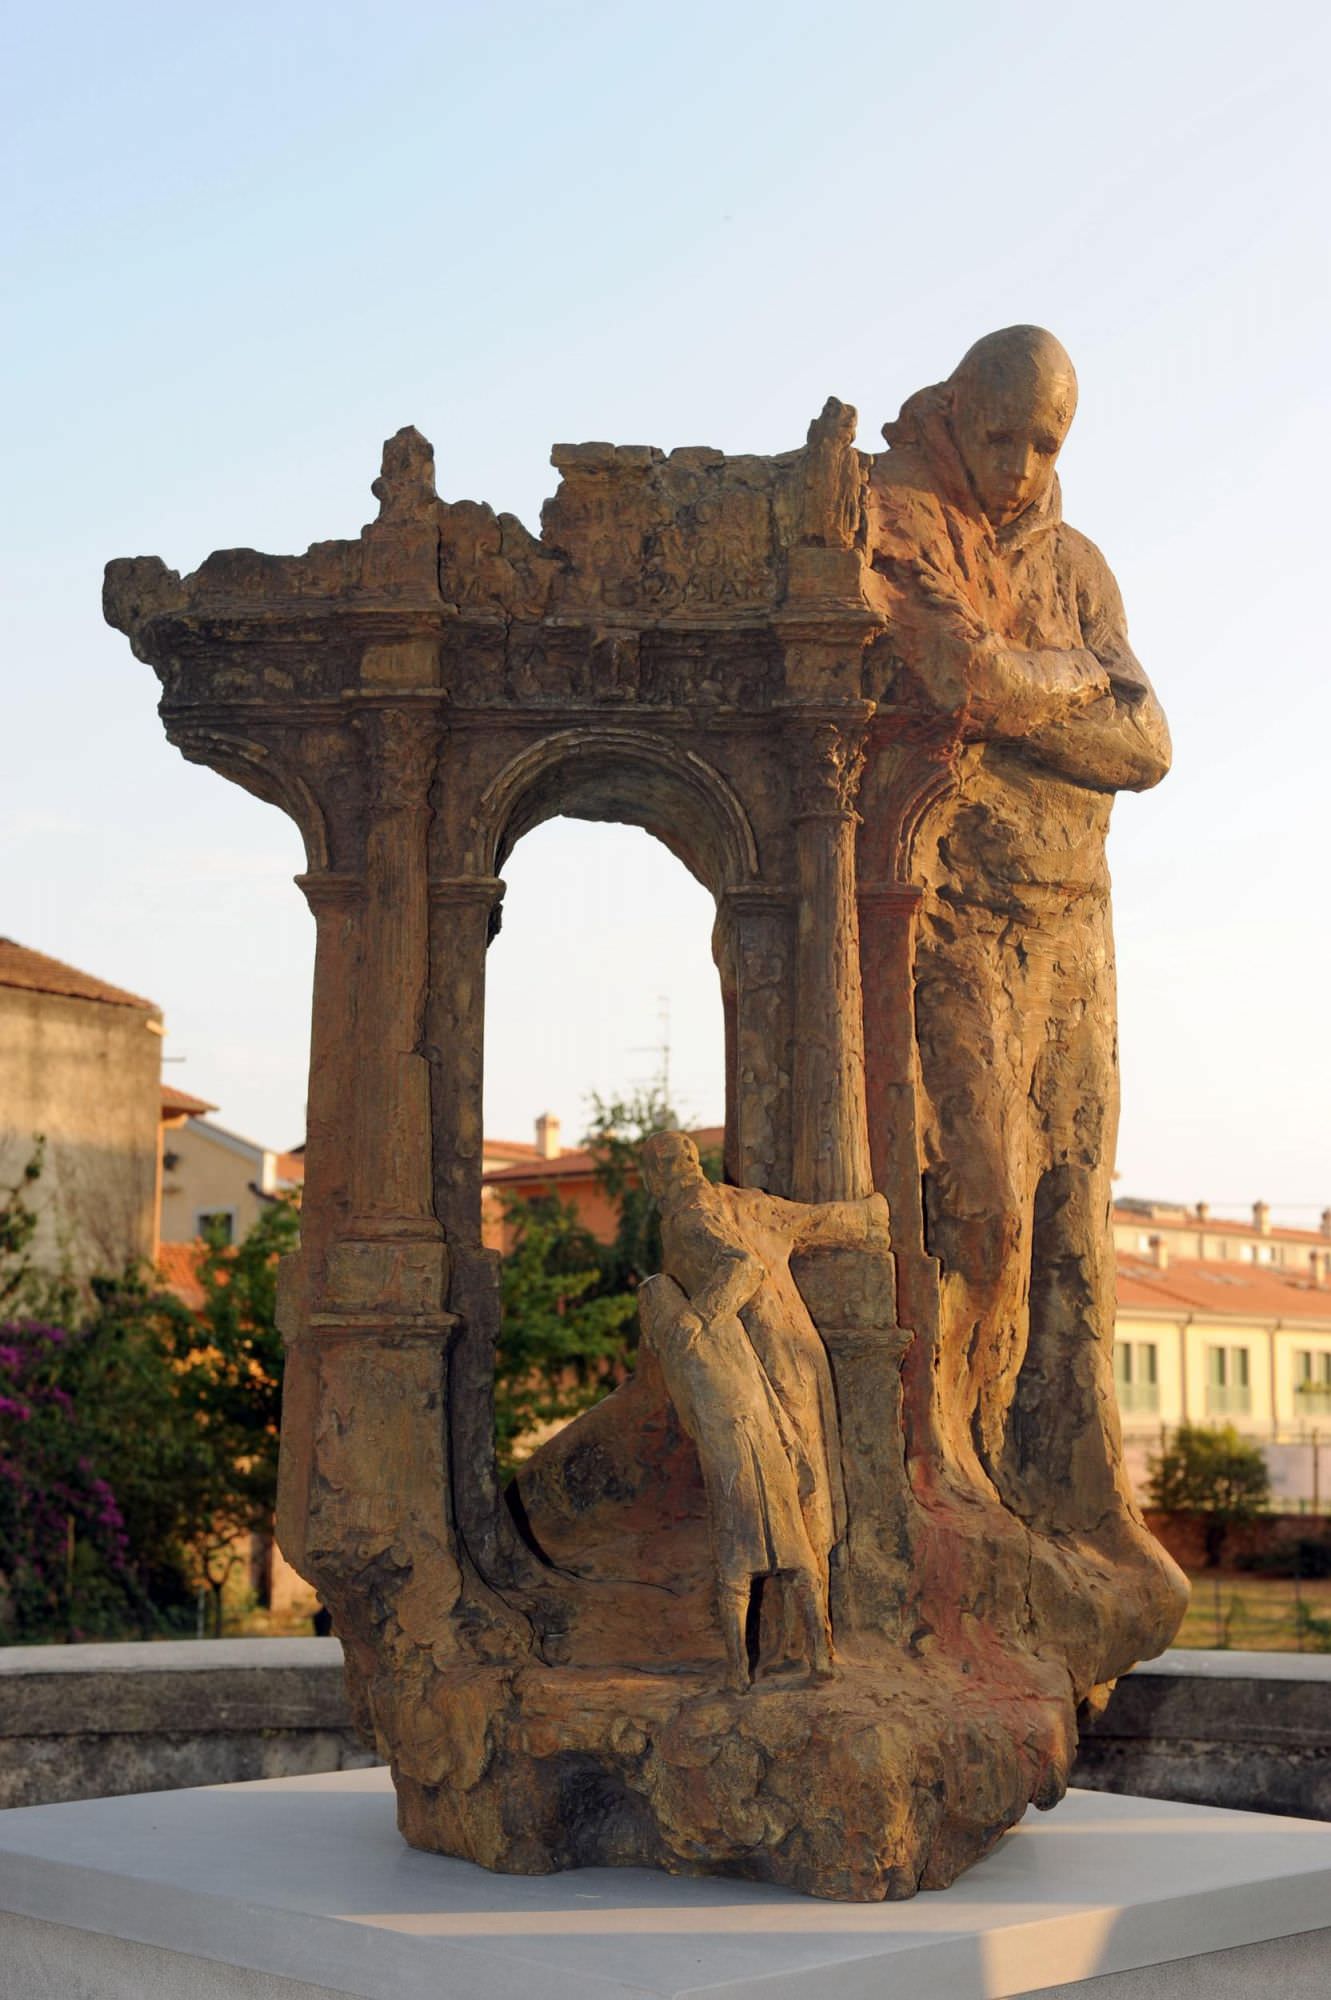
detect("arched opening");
top-left (482, 814), bottom-right (726, 1468)
top-left (474, 727), bottom-right (760, 897)
top-left (484, 816), bottom-right (725, 1150)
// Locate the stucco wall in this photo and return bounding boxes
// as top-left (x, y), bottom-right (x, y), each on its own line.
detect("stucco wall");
top-left (0, 987), bottom-right (161, 1278)
top-left (159, 1119), bottom-right (268, 1246)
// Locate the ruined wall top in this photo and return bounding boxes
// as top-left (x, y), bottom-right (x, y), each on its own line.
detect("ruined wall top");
top-left (103, 402), bottom-right (887, 715)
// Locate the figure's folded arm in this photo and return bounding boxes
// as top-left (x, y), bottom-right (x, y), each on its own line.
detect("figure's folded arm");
top-left (783, 1192), bottom-right (892, 1252)
top-left (885, 550), bottom-right (1171, 793)
top-left (1015, 680), bottom-right (1171, 791)
top-left (687, 1237), bottom-right (766, 1323)
top-left (1000, 550), bottom-right (1171, 791)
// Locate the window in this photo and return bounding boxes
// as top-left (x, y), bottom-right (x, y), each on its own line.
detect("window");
top-left (1113, 1340), bottom-right (1159, 1414)
top-left (1205, 1344), bottom-right (1251, 1416)
top-left (196, 1209), bottom-right (235, 1246)
top-left (1294, 1351), bottom-right (1331, 1418)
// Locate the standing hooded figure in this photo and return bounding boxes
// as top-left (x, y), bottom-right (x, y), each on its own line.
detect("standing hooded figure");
top-left (867, 326), bottom-right (1171, 1534)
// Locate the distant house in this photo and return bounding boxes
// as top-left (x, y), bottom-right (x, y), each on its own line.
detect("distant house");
top-left (482, 1112), bottom-right (1331, 1509)
top-left (0, 937), bottom-right (164, 1278)
top-left (481, 1113), bottom-right (724, 1251)
top-left (1111, 1200), bottom-right (1331, 1507)
top-left (159, 1117), bottom-right (304, 1247)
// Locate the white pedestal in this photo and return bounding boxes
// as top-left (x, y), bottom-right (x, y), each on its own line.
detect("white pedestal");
top-left (1, 1768), bottom-right (1327, 1999)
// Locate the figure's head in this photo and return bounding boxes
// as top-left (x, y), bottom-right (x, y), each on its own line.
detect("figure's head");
top-left (641, 1130), bottom-right (705, 1203)
top-left (948, 326), bottom-right (1077, 526)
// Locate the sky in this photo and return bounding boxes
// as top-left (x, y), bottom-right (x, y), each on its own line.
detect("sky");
top-left (3, 0), bottom-right (1328, 1221)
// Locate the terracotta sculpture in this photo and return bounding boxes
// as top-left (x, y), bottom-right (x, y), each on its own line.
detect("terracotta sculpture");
top-left (104, 327), bottom-right (1186, 1901)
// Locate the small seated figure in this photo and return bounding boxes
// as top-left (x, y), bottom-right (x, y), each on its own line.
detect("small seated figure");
top-left (638, 1131), bottom-right (890, 1692)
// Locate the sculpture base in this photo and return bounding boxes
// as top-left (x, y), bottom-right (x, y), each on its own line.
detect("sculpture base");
top-left (4, 1769), bottom-right (1331, 1999)
top-left (387, 1654), bottom-right (1076, 1900)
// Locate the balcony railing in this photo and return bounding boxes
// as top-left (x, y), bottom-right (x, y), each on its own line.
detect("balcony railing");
top-left (1206, 1384), bottom-right (1252, 1416)
top-left (1116, 1381), bottom-right (1160, 1414)
top-left (1293, 1385), bottom-right (1331, 1417)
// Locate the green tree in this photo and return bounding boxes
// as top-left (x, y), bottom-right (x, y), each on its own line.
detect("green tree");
top-left (491, 1087), bottom-right (724, 1473)
top-left (1146, 1423), bottom-right (1271, 1568)
top-left (494, 1193), bottom-right (636, 1477)
top-left (161, 1198), bottom-right (300, 1632)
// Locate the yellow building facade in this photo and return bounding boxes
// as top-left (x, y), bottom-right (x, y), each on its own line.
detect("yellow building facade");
top-left (1112, 1200), bottom-right (1331, 1508)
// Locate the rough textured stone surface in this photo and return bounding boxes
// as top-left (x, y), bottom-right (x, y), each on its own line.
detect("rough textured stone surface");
top-left (10, 1641), bottom-right (1326, 1834)
top-left (103, 325), bottom-right (1186, 1899)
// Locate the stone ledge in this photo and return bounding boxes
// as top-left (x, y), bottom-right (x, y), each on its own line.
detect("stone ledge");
top-left (0, 1639), bottom-right (368, 1809)
top-left (0, 1638), bottom-right (347, 1736)
top-left (4, 1639), bottom-right (1328, 1822)
top-left (1075, 1647), bottom-right (1331, 1820)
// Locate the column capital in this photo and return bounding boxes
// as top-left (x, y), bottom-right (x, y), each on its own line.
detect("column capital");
top-left (718, 882), bottom-right (794, 917)
top-left (355, 703), bottom-right (438, 814)
top-left (295, 870), bottom-right (364, 911)
top-left (789, 713), bottom-right (870, 822)
top-left (857, 882), bottom-right (923, 911)
top-left (428, 874), bottom-right (506, 908)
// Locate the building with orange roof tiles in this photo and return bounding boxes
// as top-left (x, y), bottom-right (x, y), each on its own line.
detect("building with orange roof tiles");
top-left (1111, 1200), bottom-right (1331, 1506)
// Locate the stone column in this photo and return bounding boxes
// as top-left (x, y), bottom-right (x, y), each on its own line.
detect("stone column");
top-left (276, 705), bottom-right (472, 1684)
top-left (425, 873), bottom-right (513, 1586)
top-left (794, 1244), bottom-right (912, 1643)
top-left (324, 703), bottom-right (448, 1322)
top-left (858, 880), bottom-right (936, 1329)
top-left (426, 875), bottom-right (505, 1250)
top-left (715, 885), bottom-right (796, 1197)
top-left (291, 870), bottom-right (363, 1296)
top-left (788, 715), bottom-right (873, 1204)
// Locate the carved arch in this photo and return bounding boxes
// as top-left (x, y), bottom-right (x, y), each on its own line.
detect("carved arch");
top-left (167, 726), bottom-right (331, 874)
top-left (474, 727), bottom-right (761, 897)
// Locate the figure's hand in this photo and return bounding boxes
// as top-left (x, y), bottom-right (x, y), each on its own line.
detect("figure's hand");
top-left (864, 1192), bottom-right (892, 1244)
top-left (678, 1308), bottom-right (705, 1343)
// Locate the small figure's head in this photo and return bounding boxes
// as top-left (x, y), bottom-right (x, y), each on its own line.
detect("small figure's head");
top-left (948, 326), bottom-right (1077, 527)
top-left (641, 1130), bottom-right (705, 1204)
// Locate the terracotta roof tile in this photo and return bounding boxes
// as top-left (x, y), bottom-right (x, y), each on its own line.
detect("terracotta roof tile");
top-left (0, 938), bottom-right (158, 1013)
top-left (161, 1084), bottom-right (217, 1117)
top-left (482, 1139), bottom-right (544, 1164)
top-left (484, 1125), bottom-right (725, 1186)
top-left (1116, 1255), bottom-right (1331, 1323)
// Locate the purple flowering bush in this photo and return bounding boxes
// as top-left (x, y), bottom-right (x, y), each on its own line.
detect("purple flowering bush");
top-left (0, 1320), bottom-right (137, 1638)
top-left (0, 1148), bottom-right (298, 1642)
